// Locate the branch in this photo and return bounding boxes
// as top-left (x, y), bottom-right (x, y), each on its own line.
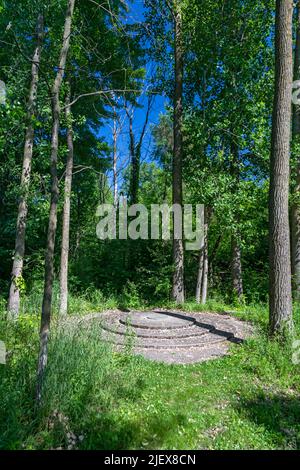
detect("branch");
top-left (137, 94), bottom-right (153, 151)
top-left (66, 89), bottom-right (148, 108)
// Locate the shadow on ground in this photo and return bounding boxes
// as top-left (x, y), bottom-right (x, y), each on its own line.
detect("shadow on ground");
top-left (82, 410), bottom-right (188, 450)
top-left (235, 393), bottom-right (300, 449)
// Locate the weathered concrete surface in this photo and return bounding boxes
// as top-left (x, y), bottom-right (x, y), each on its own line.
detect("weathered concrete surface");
top-left (82, 309), bottom-right (253, 365)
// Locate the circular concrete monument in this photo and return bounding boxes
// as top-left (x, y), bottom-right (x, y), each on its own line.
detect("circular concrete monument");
top-left (80, 309), bottom-right (253, 365)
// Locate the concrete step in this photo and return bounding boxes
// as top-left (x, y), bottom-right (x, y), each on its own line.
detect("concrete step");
top-left (100, 330), bottom-right (231, 350)
top-left (101, 321), bottom-right (212, 339)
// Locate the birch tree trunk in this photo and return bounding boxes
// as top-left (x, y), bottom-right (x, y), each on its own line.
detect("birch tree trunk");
top-left (172, 3), bottom-right (185, 303)
top-left (37, 0), bottom-right (75, 403)
top-left (59, 88), bottom-right (74, 316)
top-left (7, 13), bottom-right (44, 320)
top-left (291, 0), bottom-right (300, 300)
top-left (269, 0), bottom-right (293, 336)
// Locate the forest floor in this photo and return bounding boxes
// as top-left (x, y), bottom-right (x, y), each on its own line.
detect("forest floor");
top-left (0, 294), bottom-right (300, 450)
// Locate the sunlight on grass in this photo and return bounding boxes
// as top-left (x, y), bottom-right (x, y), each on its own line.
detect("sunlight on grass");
top-left (0, 296), bottom-right (300, 450)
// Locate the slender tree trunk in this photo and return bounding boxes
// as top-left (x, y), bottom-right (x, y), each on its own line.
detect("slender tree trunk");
top-left (195, 71), bottom-right (208, 304)
top-left (291, 1), bottom-right (300, 300)
top-left (113, 108), bottom-right (118, 207)
top-left (7, 13), bottom-right (44, 320)
top-left (130, 150), bottom-right (139, 206)
top-left (230, 140), bottom-right (244, 301)
top-left (172, 4), bottom-right (184, 303)
top-left (126, 97), bottom-right (151, 206)
top-left (269, 0), bottom-right (293, 336)
top-left (37, 0), bottom-right (75, 403)
top-left (209, 233), bottom-right (222, 287)
top-left (195, 206), bottom-right (210, 304)
top-left (231, 233), bottom-right (243, 300)
top-left (59, 88), bottom-right (74, 316)
top-left (126, 105), bottom-right (138, 206)
top-left (201, 207), bottom-right (209, 304)
top-left (74, 191), bottom-right (81, 258)
top-left (195, 245), bottom-right (204, 303)
top-left (127, 118), bottom-right (139, 273)
top-left (125, 97), bottom-right (151, 274)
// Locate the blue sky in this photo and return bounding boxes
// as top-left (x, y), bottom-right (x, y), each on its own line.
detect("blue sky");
top-left (98, 0), bottom-right (168, 192)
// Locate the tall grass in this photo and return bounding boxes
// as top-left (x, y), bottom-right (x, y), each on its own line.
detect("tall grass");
top-left (0, 294), bottom-right (300, 450)
top-left (0, 313), bottom-right (145, 450)
top-left (18, 281), bottom-right (120, 318)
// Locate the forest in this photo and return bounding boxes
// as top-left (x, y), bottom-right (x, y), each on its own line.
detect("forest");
top-left (0, 0), bottom-right (300, 453)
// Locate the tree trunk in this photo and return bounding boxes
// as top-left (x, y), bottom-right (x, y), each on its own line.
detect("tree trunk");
top-left (195, 245), bottom-right (204, 303)
top-left (269, 0), bottom-right (293, 336)
top-left (37, 0), bottom-right (75, 403)
top-left (125, 97), bottom-right (152, 275)
top-left (172, 4), bottom-right (184, 303)
top-left (127, 108), bottom-right (139, 205)
top-left (195, 206), bottom-right (210, 304)
top-left (209, 233), bottom-right (222, 288)
top-left (7, 13), bottom-right (44, 320)
top-left (201, 207), bottom-right (209, 304)
top-left (59, 88), bottom-right (74, 316)
top-left (126, 97), bottom-right (151, 206)
top-left (230, 140), bottom-right (244, 302)
top-left (291, 1), bottom-right (300, 300)
top-left (113, 108), bottom-right (118, 207)
top-left (231, 233), bottom-right (243, 300)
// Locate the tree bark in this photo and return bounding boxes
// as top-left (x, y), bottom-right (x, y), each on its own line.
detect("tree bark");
top-left (126, 96), bottom-right (151, 206)
top-left (201, 211), bottom-right (209, 304)
top-left (230, 139), bottom-right (244, 302)
top-left (195, 207), bottom-right (210, 304)
top-left (125, 97), bottom-right (152, 275)
top-left (113, 107), bottom-right (118, 207)
top-left (209, 233), bottom-right (222, 287)
top-left (172, 4), bottom-right (185, 303)
top-left (128, 109), bottom-right (139, 205)
top-left (291, 1), bottom-right (300, 300)
top-left (7, 13), bottom-right (44, 320)
top-left (37, 0), bottom-right (75, 403)
top-left (231, 233), bottom-right (243, 300)
top-left (269, 0), bottom-right (293, 336)
top-left (59, 88), bottom-right (74, 316)
top-left (195, 244), bottom-right (204, 303)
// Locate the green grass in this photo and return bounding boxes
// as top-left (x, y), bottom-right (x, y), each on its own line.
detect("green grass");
top-left (0, 296), bottom-right (300, 450)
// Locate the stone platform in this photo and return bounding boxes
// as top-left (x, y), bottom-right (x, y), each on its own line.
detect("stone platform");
top-left (83, 309), bottom-right (253, 365)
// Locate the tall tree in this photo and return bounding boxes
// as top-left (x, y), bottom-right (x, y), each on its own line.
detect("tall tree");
top-left (201, 206), bottom-right (209, 304)
top-left (112, 106), bottom-right (119, 207)
top-left (172, 1), bottom-right (184, 303)
top-left (7, 12), bottom-right (44, 320)
top-left (195, 206), bottom-right (210, 304)
top-left (231, 141), bottom-right (243, 301)
top-left (291, 0), bottom-right (300, 300)
top-left (231, 234), bottom-right (243, 300)
top-left (59, 85), bottom-right (74, 316)
top-left (269, 0), bottom-right (293, 335)
top-left (37, 0), bottom-right (75, 402)
top-left (195, 237), bottom-right (204, 303)
top-left (125, 95), bottom-right (152, 205)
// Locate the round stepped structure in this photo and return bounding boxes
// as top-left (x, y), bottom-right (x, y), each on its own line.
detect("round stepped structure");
top-left (89, 309), bottom-right (253, 364)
